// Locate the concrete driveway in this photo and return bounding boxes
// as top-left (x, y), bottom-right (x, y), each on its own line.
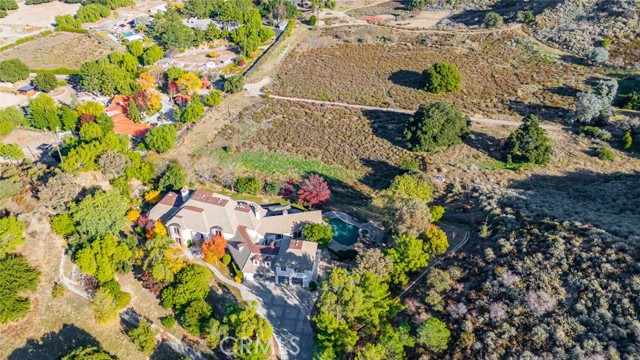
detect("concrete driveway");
top-left (246, 282), bottom-right (316, 360)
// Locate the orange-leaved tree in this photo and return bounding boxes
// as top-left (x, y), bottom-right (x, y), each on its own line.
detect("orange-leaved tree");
top-left (202, 235), bottom-right (227, 263)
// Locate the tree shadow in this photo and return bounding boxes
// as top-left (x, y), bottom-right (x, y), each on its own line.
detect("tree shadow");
top-left (507, 100), bottom-right (573, 123)
top-left (149, 342), bottom-right (186, 360)
top-left (361, 109), bottom-right (411, 149)
top-left (7, 324), bottom-right (105, 360)
top-left (545, 85), bottom-right (581, 98)
top-left (388, 70), bottom-right (423, 90)
top-left (463, 131), bottom-right (502, 157)
top-left (559, 54), bottom-right (586, 66)
top-left (359, 158), bottom-right (404, 191)
top-left (502, 170), bottom-right (640, 238)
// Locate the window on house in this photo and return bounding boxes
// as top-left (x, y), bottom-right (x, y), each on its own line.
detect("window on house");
top-left (253, 260), bottom-right (259, 266)
top-left (172, 227), bottom-right (179, 235)
top-left (265, 261), bottom-right (271, 267)
top-left (275, 234), bottom-right (283, 240)
top-left (295, 269), bottom-right (305, 273)
top-left (280, 267), bottom-right (286, 272)
top-left (293, 231), bottom-right (302, 238)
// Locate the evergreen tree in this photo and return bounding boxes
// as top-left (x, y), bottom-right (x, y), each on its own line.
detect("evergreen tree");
top-left (404, 102), bottom-right (470, 152)
top-left (422, 62), bottom-right (461, 94)
top-left (158, 163), bottom-right (186, 192)
top-left (622, 131), bottom-right (632, 150)
top-left (127, 99), bottom-right (142, 123)
top-left (145, 125), bottom-right (176, 153)
top-left (417, 317), bottom-right (450, 353)
top-left (503, 115), bottom-right (552, 165)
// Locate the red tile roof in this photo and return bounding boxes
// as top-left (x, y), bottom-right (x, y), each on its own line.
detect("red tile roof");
top-left (107, 95), bottom-right (152, 137)
top-left (189, 189), bottom-right (230, 207)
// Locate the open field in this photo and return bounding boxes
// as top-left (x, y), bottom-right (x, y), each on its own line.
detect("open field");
top-left (0, 2), bottom-right (80, 46)
top-left (175, 92), bottom-right (640, 222)
top-left (0, 32), bottom-right (110, 70)
top-left (233, 99), bottom-right (408, 187)
top-left (270, 26), bottom-right (592, 122)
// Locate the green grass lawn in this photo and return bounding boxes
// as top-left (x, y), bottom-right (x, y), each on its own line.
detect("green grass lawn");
top-left (214, 149), bottom-right (361, 183)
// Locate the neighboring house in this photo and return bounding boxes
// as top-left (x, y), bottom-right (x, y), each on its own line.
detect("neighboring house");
top-left (149, 4), bottom-right (167, 15)
top-left (106, 95), bottom-right (152, 138)
top-left (183, 17), bottom-right (214, 31)
top-left (148, 188), bottom-right (323, 287)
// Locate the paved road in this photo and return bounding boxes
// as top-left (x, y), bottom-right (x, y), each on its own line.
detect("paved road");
top-left (264, 94), bottom-right (564, 131)
top-left (246, 282), bottom-right (316, 360)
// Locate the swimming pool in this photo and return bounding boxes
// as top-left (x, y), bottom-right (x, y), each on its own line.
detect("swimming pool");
top-left (329, 218), bottom-right (359, 246)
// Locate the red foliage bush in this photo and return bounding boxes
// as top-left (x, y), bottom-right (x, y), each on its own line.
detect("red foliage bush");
top-left (140, 271), bottom-right (165, 295)
top-left (280, 179), bottom-right (295, 198)
top-left (79, 113), bottom-right (97, 125)
top-left (137, 216), bottom-right (153, 230)
top-left (130, 91), bottom-right (149, 112)
top-left (167, 81), bottom-right (178, 95)
top-left (297, 174), bottom-right (331, 207)
top-left (201, 77), bottom-right (210, 89)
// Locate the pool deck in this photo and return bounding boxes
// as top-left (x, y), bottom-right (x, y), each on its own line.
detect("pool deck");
top-left (324, 211), bottom-right (384, 251)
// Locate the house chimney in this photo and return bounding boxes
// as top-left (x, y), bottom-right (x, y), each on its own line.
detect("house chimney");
top-left (180, 187), bottom-right (189, 201)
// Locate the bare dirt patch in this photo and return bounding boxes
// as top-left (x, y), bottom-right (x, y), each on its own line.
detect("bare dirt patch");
top-left (0, 2), bottom-right (80, 45)
top-left (336, 0), bottom-right (397, 12)
top-left (0, 2), bottom-right (80, 27)
top-left (391, 10), bottom-right (452, 28)
top-left (0, 92), bottom-right (27, 108)
top-left (0, 32), bottom-right (110, 70)
top-left (347, 0), bottom-right (413, 18)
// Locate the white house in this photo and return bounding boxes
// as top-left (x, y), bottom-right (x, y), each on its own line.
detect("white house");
top-left (148, 188), bottom-right (323, 287)
top-left (149, 4), bottom-right (168, 15)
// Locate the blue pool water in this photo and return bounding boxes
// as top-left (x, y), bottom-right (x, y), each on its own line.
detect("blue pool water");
top-left (329, 218), bottom-right (359, 246)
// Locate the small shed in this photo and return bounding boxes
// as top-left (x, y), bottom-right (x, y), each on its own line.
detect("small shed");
top-left (17, 84), bottom-right (36, 96)
top-left (277, 21), bottom-right (288, 31)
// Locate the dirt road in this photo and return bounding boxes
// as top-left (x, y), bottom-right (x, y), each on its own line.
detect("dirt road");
top-left (264, 94), bottom-right (564, 130)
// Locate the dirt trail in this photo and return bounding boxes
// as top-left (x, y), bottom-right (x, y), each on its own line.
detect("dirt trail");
top-left (263, 93), bottom-right (564, 130)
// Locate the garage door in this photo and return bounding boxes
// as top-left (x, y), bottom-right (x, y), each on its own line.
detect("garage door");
top-left (255, 274), bottom-right (276, 282)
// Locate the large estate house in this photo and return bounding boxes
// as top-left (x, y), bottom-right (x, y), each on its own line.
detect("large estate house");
top-left (148, 188), bottom-right (323, 287)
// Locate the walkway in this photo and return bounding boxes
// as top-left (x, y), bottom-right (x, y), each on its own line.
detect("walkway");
top-left (58, 250), bottom-right (91, 300)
